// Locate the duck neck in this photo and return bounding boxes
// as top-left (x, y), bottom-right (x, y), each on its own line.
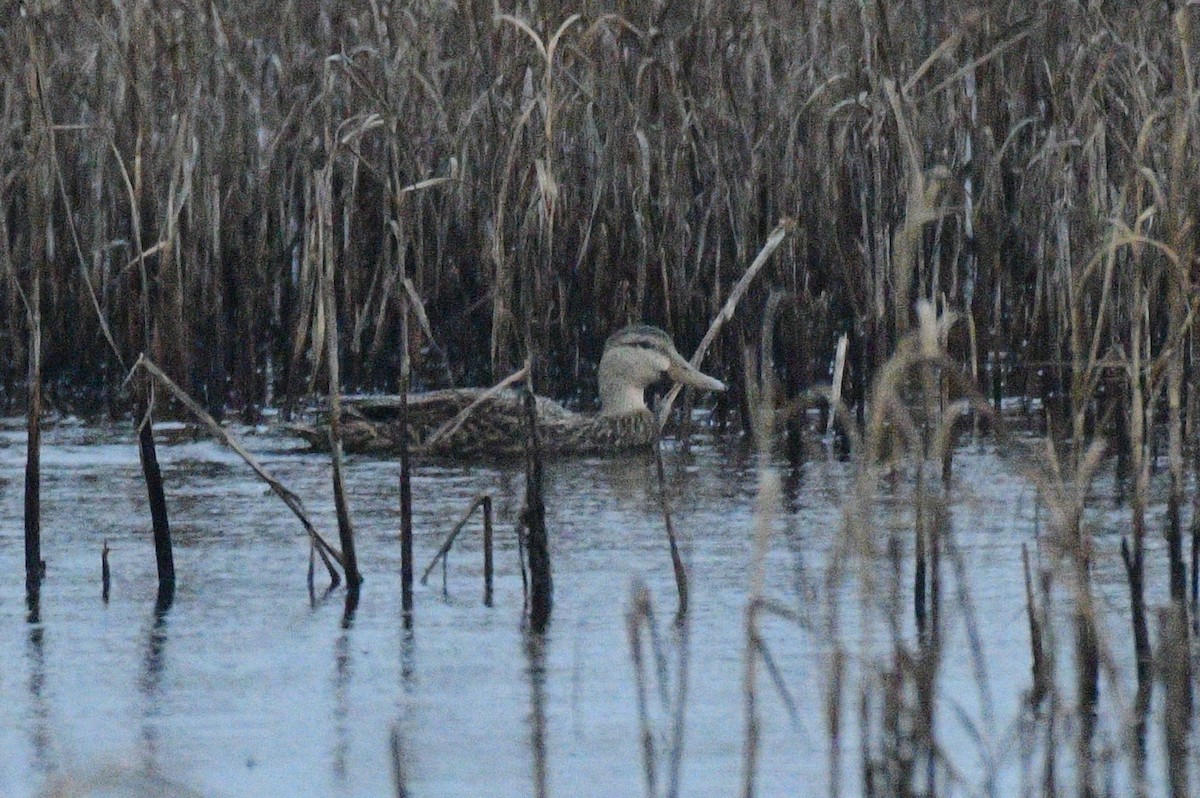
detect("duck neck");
top-left (599, 382), bottom-right (649, 417)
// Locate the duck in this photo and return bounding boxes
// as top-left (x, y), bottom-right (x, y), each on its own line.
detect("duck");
top-left (291, 324), bottom-right (725, 456)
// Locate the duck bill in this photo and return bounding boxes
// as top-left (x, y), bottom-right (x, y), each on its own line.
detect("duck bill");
top-left (666, 353), bottom-right (725, 392)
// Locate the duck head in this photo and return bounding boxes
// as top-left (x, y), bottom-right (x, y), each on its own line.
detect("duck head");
top-left (597, 324), bottom-right (725, 416)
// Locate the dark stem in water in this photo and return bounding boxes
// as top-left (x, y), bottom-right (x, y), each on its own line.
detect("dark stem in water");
top-left (319, 157), bottom-right (360, 594)
top-left (23, 315), bottom-right (41, 597)
top-left (1158, 606), bottom-right (1192, 798)
top-left (137, 405), bottom-right (175, 594)
top-left (482, 496), bottom-right (494, 608)
top-left (102, 539), bottom-right (111, 603)
top-left (399, 301), bottom-right (413, 617)
top-left (1120, 537), bottom-right (1151, 691)
top-left (1021, 544), bottom-right (1047, 708)
top-left (522, 387), bottom-right (552, 633)
top-left (23, 31), bottom-right (47, 598)
top-left (1192, 439), bottom-right (1200, 629)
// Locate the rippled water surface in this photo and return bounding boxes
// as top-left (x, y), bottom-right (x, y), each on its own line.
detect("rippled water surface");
top-left (0, 418), bottom-right (1182, 796)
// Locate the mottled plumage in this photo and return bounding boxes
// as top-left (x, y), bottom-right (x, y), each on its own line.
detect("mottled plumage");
top-left (292, 325), bottom-right (724, 457)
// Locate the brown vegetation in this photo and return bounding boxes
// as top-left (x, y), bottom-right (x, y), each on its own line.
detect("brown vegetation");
top-left (1, 2), bottom-right (1191, 423)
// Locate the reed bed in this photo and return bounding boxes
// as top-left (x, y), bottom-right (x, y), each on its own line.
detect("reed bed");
top-left (2, 1), bottom-right (1193, 419)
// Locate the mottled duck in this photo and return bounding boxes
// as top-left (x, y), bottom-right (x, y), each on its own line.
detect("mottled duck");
top-left (292, 324), bottom-right (725, 456)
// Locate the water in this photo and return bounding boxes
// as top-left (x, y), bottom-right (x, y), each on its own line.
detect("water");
top-left (0, 418), bottom-right (1184, 796)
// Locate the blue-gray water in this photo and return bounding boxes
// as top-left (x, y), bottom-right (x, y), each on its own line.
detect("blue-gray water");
top-left (0, 418), bottom-right (1185, 796)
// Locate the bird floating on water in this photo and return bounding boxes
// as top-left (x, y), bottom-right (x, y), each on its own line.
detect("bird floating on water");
top-left (292, 324), bottom-right (725, 457)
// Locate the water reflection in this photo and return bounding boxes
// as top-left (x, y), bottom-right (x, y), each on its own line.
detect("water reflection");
top-left (26, 611), bottom-right (51, 780)
top-left (592, 451), bottom-right (656, 500)
top-left (400, 624), bottom-right (416, 692)
top-left (524, 630), bottom-right (550, 798)
top-left (331, 624), bottom-right (353, 786)
top-left (2, 422), bottom-right (1188, 796)
top-left (138, 590), bottom-right (173, 773)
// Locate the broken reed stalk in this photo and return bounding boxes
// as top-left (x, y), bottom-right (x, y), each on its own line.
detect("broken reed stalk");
top-left (914, 491), bottom-right (928, 640)
top-left (131, 355), bottom-right (343, 584)
top-left (399, 298), bottom-right (414, 616)
top-left (657, 218), bottom-right (795, 429)
top-left (419, 493), bottom-right (493, 599)
top-left (653, 436), bottom-right (688, 618)
top-left (522, 385), bottom-right (552, 632)
top-left (825, 333), bottom-right (849, 441)
top-left (109, 96), bottom-right (175, 596)
top-left (423, 362), bottom-right (531, 450)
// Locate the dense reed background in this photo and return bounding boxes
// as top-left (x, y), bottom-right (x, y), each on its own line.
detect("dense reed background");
top-left (3, 0), bottom-right (1194, 421)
